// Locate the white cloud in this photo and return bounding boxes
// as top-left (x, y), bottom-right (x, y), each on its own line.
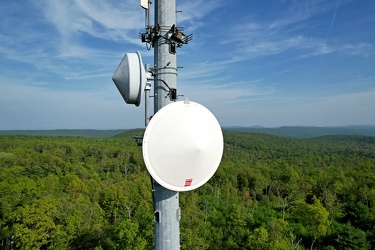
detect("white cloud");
top-left (177, 0), bottom-right (228, 32)
top-left (40, 0), bottom-right (143, 40)
top-left (178, 0), bottom-right (227, 23)
top-left (219, 1), bottom-right (374, 62)
top-left (24, 0), bottom-right (144, 60)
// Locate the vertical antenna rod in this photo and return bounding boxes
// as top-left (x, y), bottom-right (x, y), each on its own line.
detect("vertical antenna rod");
top-left (153, 0), bottom-right (180, 249)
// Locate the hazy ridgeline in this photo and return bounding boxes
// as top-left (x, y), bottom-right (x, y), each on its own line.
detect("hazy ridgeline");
top-left (0, 130), bottom-right (374, 249)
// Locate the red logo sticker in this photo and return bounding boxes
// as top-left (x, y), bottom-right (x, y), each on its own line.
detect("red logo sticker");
top-left (184, 179), bottom-right (193, 187)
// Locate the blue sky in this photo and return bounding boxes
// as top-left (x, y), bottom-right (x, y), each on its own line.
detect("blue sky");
top-left (1, 0), bottom-right (374, 130)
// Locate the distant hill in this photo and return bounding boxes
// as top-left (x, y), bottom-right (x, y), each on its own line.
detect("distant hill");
top-left (0, 129), bottom-right (130, 138)
top-left (223, 125), bottom-right (375, 138)
top-left (1, 125), bottom-right (375, 139)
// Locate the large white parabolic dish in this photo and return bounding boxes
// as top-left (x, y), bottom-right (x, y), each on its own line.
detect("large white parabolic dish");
top-left (112, 51), bottom-right (145, 106)
top-left (142, 101), bottom-right (223, 191)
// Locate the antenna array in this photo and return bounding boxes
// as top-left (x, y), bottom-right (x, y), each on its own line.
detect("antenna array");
top-left (111, 1), bottom-right (222, 249)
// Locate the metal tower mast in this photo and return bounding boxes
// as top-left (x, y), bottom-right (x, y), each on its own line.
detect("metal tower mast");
top-left (153, 1), bottom-right (180, 249)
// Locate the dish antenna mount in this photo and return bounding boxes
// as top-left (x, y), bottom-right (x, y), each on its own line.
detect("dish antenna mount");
top-left (143, 100), bottom-right (223, 192)
top-left (112, 51), bottom-right (145, 107)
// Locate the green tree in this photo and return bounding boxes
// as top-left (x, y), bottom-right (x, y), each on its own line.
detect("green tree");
top-left (292, 196), bottom-right (331, 249)
top-left (12, 197), bottom-right (66, 249)
top-left (246, 227), bottom-right (270, 250)
top-left (332, 222), bottom-right (369, 250)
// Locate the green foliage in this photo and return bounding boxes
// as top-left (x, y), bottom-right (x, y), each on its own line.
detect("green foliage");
top-left (1, 131), bottom-right (375, 249)
top-left (329, 222), bottom-right (370, 250)
top-left (291, 196), bottom-right (331, 249)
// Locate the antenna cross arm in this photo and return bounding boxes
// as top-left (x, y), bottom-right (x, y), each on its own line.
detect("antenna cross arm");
top-left (169, 24), bottom-right (193, 46)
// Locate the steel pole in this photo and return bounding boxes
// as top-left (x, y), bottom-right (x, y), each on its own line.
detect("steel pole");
top-left (153, 0), bottom-right (180, 249)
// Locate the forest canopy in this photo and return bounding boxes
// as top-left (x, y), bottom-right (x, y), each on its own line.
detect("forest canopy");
top-left (0, 131), bottom-right (374, 249)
